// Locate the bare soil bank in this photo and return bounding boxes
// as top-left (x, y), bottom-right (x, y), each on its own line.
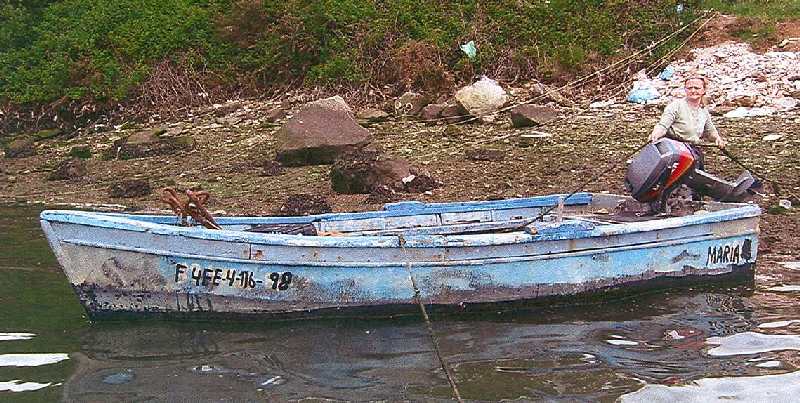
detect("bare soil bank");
top-left (1, 102), bottom-right (798, 265)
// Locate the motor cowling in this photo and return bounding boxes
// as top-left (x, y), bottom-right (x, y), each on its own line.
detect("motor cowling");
top-left (625, 138), bottom-right (695, 204)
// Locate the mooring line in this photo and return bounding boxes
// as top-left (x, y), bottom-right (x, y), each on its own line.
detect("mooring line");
top-left (398, 234), bottom-right (464, 403)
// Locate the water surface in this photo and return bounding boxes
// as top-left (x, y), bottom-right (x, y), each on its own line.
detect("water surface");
top-left (1, 205), bottom-right (798, 401)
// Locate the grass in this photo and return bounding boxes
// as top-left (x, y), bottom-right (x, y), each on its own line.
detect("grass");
top-left (0, 0), bottom-right (700, 108)
top-left (0, 0), bottom-right (798, 114)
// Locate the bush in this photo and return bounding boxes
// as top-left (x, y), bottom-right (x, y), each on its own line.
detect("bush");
top-left (1, 0), bottom-right (720, 108)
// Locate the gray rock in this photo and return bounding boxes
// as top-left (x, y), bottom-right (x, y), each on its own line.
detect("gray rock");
top-left (510, 105), bottom-right (559, 127)
top-left (331, 150), bottom-right (410, 194)
top-left (48, 158), bottom-right (87, 181)
top-left (440, 104), bottom-right (469, 123)
top-left (394, 92), bottom-right (430, 116)
top-left (419, 104), bottom-right (446, 122)
top-left (109, 179), bottom-right (152, 198)
top-left (4, 138), bottom-right (36, 158)
top-left (356, 108), bottom-right (390, 123)
top-left (106, 130), bottom-right (195, 160)
top-left (330, 149), bottom-right (438, 194)
top-left (275, 96), bottom-right (372, 166)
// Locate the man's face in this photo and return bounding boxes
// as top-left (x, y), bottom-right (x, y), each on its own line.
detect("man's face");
top-left (684, 78), bottom-right (705, 101)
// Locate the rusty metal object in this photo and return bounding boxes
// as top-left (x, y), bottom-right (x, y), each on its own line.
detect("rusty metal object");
top-left (160, 187), bottom-right (221, 230)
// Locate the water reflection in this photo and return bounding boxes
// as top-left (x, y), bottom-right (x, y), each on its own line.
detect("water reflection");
top-left (60, 288), bottom-right (790, 402)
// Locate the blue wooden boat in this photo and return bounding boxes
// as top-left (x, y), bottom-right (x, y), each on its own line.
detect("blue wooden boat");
top-left (39, 193), bottom-right (760, 319)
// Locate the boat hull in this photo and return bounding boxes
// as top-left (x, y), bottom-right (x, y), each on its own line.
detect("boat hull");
top-left (40, 193), bottom-right (760, 319)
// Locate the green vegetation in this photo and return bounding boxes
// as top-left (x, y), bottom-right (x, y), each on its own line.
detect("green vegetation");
top-left (0, 1), bottom-right (796, 111)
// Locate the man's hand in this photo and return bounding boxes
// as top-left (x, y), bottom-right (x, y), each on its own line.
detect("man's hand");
top-left (650, 126), bottom-right (666, 143)
top-left (715, 136), bottom-right (726, 149)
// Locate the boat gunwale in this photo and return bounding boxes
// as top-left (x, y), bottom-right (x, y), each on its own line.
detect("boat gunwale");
top-left (39, 193), bottom-right (761, 249)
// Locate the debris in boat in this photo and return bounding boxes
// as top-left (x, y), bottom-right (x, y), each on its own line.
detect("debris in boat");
top-left (110, 179), bottom-right (152, 198)
top-left (277, 194), bottom-right (332, 216)
top-left (160, 188), bottom-right (221, 229)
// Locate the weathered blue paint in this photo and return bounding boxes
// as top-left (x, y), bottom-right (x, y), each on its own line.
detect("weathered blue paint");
top-left (39, 193), bottom-right (760, 318)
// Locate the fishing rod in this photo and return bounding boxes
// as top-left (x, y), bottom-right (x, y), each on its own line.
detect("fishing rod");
top-left (702, 144), bottom-right (799, 203)
top-left (511, 139), bottom-right (652, 231)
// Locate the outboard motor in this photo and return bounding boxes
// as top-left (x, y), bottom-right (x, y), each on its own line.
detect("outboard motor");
top-left (625, 138), bottom-right (756, 212)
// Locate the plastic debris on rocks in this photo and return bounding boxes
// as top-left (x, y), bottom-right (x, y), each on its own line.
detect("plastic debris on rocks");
top-left (618, 42), bottom-right (800, 116)
top-left (626, 70), bottom-right (663, 104)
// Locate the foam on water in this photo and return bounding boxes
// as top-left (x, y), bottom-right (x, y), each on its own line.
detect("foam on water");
top-left (706, 332), bottom-right (800, 356)
top-left (0, 380), bottom-right (53, 392)
top-left (0, 333), bottom-right (35, 341)
top-left (758, 320), bottom-right (800, 329)
top-left (605, 339), bottom-right (639, 346)
top-left (619, 371), bottom-right (800, 402)
top-left (755, 361), bottom-right (783, 368)
top-left (0, 353), bottom-right (69, 367)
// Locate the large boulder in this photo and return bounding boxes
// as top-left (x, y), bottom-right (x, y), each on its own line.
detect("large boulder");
top-left (275, 96), bottom-right (372, 166)
top-left (510, 105), bottom-right (559, 127)
top-left (454, 77), bottom-right (509, 122)
top-left (330, 149), bottom-right (438, 194)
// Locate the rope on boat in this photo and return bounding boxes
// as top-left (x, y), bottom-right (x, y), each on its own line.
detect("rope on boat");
top-left (398, 234), bottom-right (464, 403)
